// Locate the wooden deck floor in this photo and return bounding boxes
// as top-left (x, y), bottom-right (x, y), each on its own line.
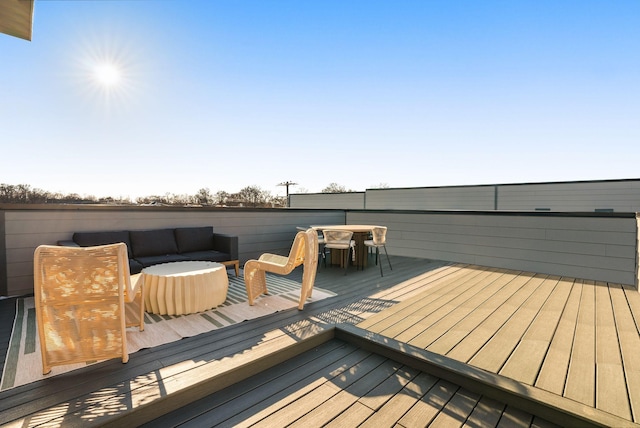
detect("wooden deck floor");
top-left (358, 265), bottom-right (640, 425)
top-left (1, 258), bottom-right (639, 427)
top-left (145, 335), bottom-right (561, 428)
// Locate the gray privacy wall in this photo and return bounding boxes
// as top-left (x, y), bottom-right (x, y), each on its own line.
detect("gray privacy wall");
top-left (2, 205), bottom-right (638, 296)
top-left (288, 192), bottom-right (365, 209)
top-left (290, 179), bottom-right (640, 212)
top-left (1, 205), bottom-right (345, 296)
top-left (497, 181), bottom-right (640, 211)
top-left (348, 210), bottom-right (639, 287)
top-left (365, 186), bottom-right (496, 210)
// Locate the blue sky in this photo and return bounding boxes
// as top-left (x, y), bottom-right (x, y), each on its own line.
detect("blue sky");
top-left (1, 1), bottom-right (638, 200)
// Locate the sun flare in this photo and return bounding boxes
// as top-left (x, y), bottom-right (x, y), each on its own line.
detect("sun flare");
top-left (71, 28), bottom-right (147, 112)
top-left (94, 63), bottom-right (121, 87)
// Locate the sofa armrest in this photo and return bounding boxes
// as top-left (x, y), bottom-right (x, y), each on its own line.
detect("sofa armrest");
top-left (57, 240), bottom-right (80, 247)
top-left (212, 233), bottom-right (238, 260)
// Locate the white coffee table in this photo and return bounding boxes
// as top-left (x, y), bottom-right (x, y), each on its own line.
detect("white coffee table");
top-left (142, 261), bottom-right (229, 316)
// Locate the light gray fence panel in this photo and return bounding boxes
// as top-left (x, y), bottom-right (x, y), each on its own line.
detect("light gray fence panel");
top-left (347, 210), bottom-right (638, 286)
top-left (289, 193), bottom-right (365, 209)
top-left (365, 186), bottom-right (495, 210)
top-left (498, 181), bottom-right (640, 212)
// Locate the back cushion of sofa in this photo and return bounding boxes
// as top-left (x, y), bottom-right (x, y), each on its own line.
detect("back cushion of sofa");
top-left (73, 231), bottom-right (133, 257)
top-left (175, 226), bottom-right (214, 253)
top-left (130, 228), bottom-right (179, 258)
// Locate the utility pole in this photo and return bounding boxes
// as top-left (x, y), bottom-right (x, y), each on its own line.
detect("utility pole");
top-left (277, 181), bottom-right (298, 207)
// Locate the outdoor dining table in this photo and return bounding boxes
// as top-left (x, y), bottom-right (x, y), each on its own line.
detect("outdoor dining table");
top-left (310, 224), bottom-right (383, 269)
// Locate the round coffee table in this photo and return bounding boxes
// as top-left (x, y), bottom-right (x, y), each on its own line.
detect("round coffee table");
top-left (142, 261), bottom-right (229, 316)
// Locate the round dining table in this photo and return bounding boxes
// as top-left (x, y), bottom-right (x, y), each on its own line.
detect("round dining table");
top-left (310, 225), bottom-right (383, 269)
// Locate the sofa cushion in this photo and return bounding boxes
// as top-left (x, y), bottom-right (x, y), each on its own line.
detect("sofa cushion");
top-left (182, 250), bottom-right (230, 263)
top-left (175, 226), bottom-right (214, 254)
top-left (130, 228), bottom-right (179, 258)
top-left (134, 254), bottom-right (190, 268)
top-left (73, 231), bottom-right (133, 257)
top-left (129, 259), bottom-right (144, 275)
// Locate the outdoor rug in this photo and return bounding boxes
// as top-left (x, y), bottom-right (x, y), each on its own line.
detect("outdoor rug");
top-left (1, 273), bottom-right (335, 391)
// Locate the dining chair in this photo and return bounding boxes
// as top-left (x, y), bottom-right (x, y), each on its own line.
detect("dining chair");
top-left (364, 226), bottom-right (392, 276)
top-left (297, 226), bottom-right (326, 267)
top-left (244, 229), bottom-right (319, 309)
top-left (322, 229), bottom-right (355, 274)
top-left (33, 243), bottom-right (144, 375)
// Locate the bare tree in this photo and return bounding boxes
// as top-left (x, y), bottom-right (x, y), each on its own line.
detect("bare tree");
top-left (322, 182), bottom-right (352, 193)
top-left (213, 191), bottom-right (229, 206)
top-left (237, 185), bottom-right (269, 207)
top-left (370, 182), bottom-right (390, 189)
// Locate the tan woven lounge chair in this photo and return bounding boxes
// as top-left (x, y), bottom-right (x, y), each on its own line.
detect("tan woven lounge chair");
top-left (33, 243), bottom-right (145, 375)
top-left (244, 228), bottom-right (318, 310)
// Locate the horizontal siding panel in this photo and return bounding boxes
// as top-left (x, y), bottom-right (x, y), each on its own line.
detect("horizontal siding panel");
top-left (290, 193), bottom-right (364, 209)
top-left (498, 182), bottom-right (640, 212)
top-left (392, 239), bottom-right (634, 272)
top-left (395, 230), bottom-right (634, 259)
top-left (366, 187), bottom-right (494, 210)
top-left (543, 229), bottom-right (635, 246)
top-left (358, 221), bottom-right (634, 245)
top-left (348, 211), bottom-right (638, 286)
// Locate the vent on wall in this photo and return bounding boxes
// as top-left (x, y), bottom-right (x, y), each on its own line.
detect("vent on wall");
top-left (535, 208), bottom-right (551, 211)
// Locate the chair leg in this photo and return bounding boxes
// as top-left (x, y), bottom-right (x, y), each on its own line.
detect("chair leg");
top-left (320, 245), bottom-right (326, 269)
top-left (343, 247), bottom-right (350, 275)
top-left (377, 247), bottom-right (383, 276)
top-left (383, 245), bottom-right (392, 271)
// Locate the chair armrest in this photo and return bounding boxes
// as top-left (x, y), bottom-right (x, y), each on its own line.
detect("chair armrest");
top-left (57, 240), bottom-right (80, 247)
top-left (212, 233), bottom-right (238, 260)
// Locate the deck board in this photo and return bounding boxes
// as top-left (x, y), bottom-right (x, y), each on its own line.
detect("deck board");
top-left (497, 406), bottom-right (534, 427)
top-left (611, 283), bottom-right (640, 421)
top-left (430, 275), bottom-right (529, 357)
top-left (595, 281), bottom-right (631, 419)
top-left (429, 387), bottom-right (481, 427)
top-left (391, 268), bottom-right (503, 343)
top-left (500, 277), bottom-right (571, 384)
top-left (564, 279), bottom-right (596, 406)
top-left (534, 279), bottom-right (581, 394)
top-left (408, 269), bottom-right (513, 350)
top-left (358, 369), bottom-right (425, 427)
top-left (396, 378), bottom-right (459, 426)
top-left (462, 396), bottom-right (505, 428)
top-left (469, 275), bottom-right (559, 373)
top-left (288, 357), bottom-right (399, 427)
top-left (356, 265), bottom-right (481, 333)
top-left (445, 273), bottom-right (544, 363)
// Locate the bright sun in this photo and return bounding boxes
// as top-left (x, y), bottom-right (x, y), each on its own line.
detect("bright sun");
top-left (94, 63), bottom-right (121, 87)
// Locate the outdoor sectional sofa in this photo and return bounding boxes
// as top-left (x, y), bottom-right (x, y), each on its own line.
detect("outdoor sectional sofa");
top-left (58, 226), bottom-right (238, 274)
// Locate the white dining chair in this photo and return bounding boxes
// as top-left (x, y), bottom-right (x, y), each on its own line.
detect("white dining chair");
top-left (364, 226), bottom-right (392, 276)
top-left (322, 229), bottom-right (355, 274)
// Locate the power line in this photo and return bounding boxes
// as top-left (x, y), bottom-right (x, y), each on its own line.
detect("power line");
top-left (277, 181), bottom-right (298, 207)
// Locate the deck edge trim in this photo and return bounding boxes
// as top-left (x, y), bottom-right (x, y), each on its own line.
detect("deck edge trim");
top-left (334, 323), bottom-right (638, 428)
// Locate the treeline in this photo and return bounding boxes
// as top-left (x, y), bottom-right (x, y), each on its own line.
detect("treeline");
top-left (0, 184), bottom-right (285, 208)
top-left (0, 182), bottom-right (373, 207)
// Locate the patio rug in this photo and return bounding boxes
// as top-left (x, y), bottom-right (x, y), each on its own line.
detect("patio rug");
top-left (1, 273), bottom-right (335, 391)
